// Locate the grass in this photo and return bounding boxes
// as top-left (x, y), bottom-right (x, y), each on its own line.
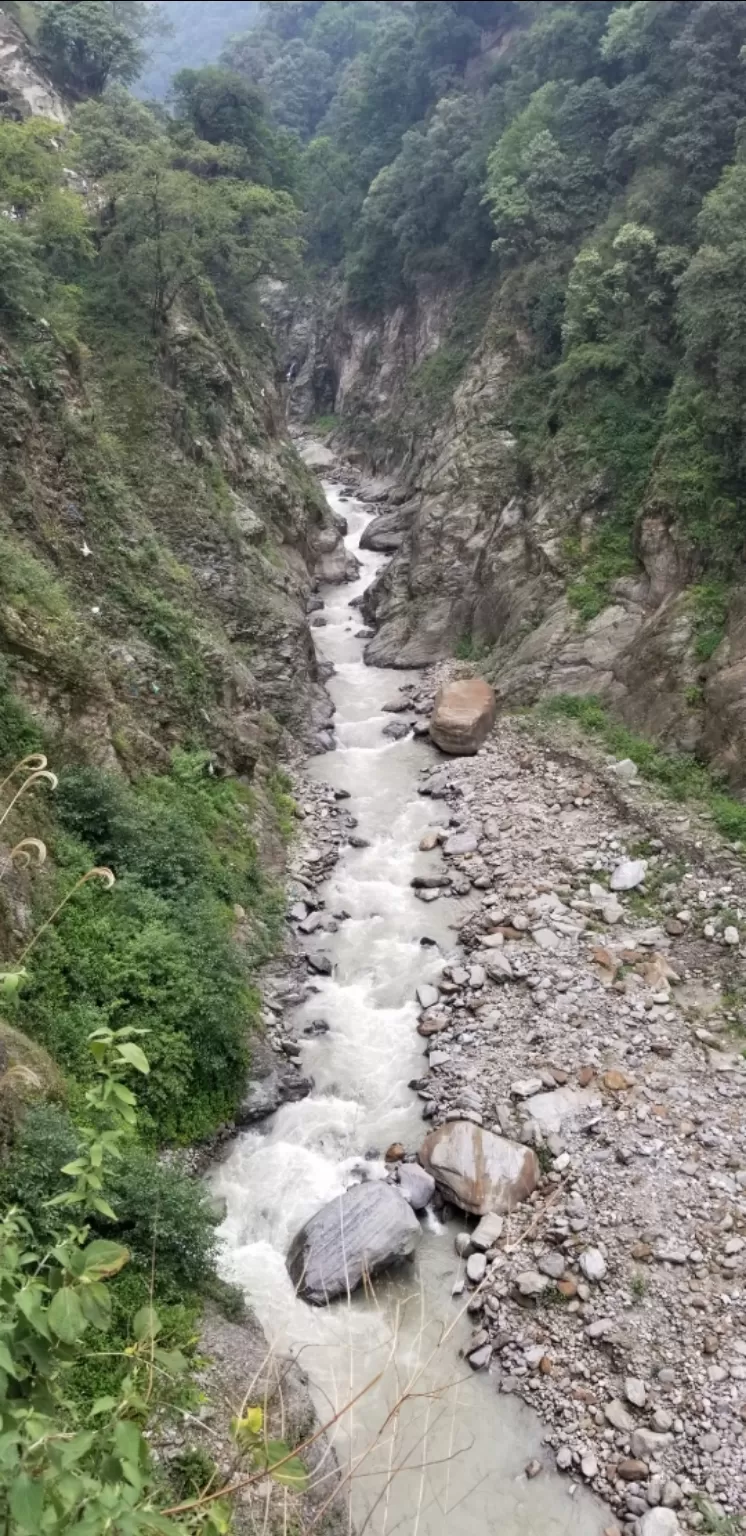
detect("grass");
top-left (690, 579), bottom-right (730, 662)
top-left (308, 412), bottom-right (339, 436)
top-left (454, 633), bottom-right (491, 662)
top-left (565, 523), bottom-right (637, 622)
top-left (538, 693), bottom-right (746, 844)
top-left (693, 1501), bottom-right (745, 1535)
top-left (630, 1271), bottom-right (647, 1300)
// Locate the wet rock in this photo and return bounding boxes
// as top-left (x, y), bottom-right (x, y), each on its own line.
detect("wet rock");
top-left (397, 1163), bottom-right (435, 1211)
top-left (417, 983), bottom-right (440, 1009)
top-left (419, 1120), bottom-right (539, 1216)
top-left (307, 954), bottom-right (333, 975)
top-left (382, 718), bottom-right (410, 741)
top-left (430, 678), bottom-right (497, 756)
top-left (287, 1183), bottom-right (420, 1305)
top-left (236, 1070), bottom-right (313, 1126)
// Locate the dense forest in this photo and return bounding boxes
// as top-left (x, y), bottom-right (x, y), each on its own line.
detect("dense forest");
top-left (217, 0), bottom-right (746, 613)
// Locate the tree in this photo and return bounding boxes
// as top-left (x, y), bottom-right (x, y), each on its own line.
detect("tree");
top-left (38, 1), bottom-right (158, 98)
top-left (171, 66), bottom-right (272, 174)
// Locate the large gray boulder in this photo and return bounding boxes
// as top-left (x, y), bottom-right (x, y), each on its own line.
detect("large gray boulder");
top-left (429, 679), bottom-right (496, 755)
top-left (419, 1120), bottom-right (539, 1216)
top-left (287, 1183), bottom-right (421, 1305)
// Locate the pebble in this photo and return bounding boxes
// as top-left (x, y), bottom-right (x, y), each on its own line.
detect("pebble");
top-left (579, 1247), bottom-right (607, 1283)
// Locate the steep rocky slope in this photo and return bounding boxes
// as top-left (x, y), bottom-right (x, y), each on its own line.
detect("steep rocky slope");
top-left (274, 279), bottom-right (746, 792)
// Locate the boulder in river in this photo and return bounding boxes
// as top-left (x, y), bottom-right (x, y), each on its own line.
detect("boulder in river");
top-left (429, 679), bottom-right (496, 756)
top-left (419, 1120), bottom-right (539, 1216)
top-left (287, 1182), bottom-right (421, 1305)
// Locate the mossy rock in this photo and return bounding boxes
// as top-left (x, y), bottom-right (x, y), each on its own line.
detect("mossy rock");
top-left (0, 1019), bottom-right (65, 1152)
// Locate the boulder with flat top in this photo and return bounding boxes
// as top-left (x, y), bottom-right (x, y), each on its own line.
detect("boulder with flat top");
top-left (419, 1120), bottom-right (539, 1216)
top-left (287, 1182), bottom-right (421, 1305)
top-left (429, 679), bottom-right (496, 756)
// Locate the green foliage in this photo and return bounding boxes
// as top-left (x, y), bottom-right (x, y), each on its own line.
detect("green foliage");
top-left (690, 581), bottom-right (730, 661)
top-left (454, 634), bottom-right (491, 663)
top-left (0, 753), bottom-right (284, 1145)
top-left (38, 1), bottom-right (156, 98)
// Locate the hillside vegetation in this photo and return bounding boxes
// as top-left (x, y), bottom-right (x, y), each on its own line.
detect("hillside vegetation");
top-left (0, 5), bottom-right (345, 1528)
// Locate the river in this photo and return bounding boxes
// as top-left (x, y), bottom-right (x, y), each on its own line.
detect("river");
top-left (212, 479), bottom-right (608, 1535)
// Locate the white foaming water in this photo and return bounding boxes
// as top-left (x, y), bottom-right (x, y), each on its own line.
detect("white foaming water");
top-left (212, 485), bottom-right (609, 1534)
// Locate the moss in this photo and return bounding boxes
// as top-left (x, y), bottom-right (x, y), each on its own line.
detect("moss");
top-left (689, 580), bottom-right (730, 662)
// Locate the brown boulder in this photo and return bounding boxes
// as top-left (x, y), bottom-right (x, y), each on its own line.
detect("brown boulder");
top-left (429, 679), bottom-right (497, 756)
top-left (419, 1120), bottom-right (539, 1216)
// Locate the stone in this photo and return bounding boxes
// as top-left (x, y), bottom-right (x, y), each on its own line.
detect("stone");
top-left (455, 1232), bottom-right (473, 1259)
top-left (605, 1399), bottom-right (636, 1433)
top-left (383, 718), bottom-right (410, 741)
top-left (287, 1183), bottom-right (421, 1305)
top-left (397, 1163), bottom-right (435, 1211)
top-left (416, 983), bottom-right (440, 1009)
top-left (581, 1452), bottom-right (598, 1480)
top-left (532, 926), bottom-right (561, 950)
top-left (430, 678), bottom-right (497, 756)
top-left (538, 1250), bottom-right (566, 1279)
top-left (724, 925), bottom-right (740, 946)
top-left (612, 758), bottom-right (640, 783)
top-left (640, 1513), bottom-right (681, 1536)
top-left (610, 858), bottom-right (648, 891)
top-left (511, 1076), bottom-right (544, 1099)
top-left (307, 953), bottom-right (333, 975)
top-left (468, 1344), bottom-right (492, 1370)
top-left (419, 1121), bottom-right (539, 1216)
top-left (484, 951), bottom-right (514, 982)
top-left (556, 1446), bottom-right (573, 1471)
top-left (516, 1270), bottom-right (549, 1298)
top-left (466, 1251), bottom-right (487, 1284)
top-left (618, 1459), bottom-right (650, 1481)
top-left (385, 1143), bottom-right (406, 1162)
top-left (525, 1085), bottom-right (602, 1134)
top-left (443, 829), bottom-right (478, 856)
top-left (525, 1458), bottom-right (542, 1479)
top-left (236, 1070), bottom-right (313, 1126)
top-left (471, 1212), bottom-right (504, 1251)
top-left (630, 1429), bottom-right (673, 1460)
top-left (419, 831), bottom-right (439, 851)
top-left (580, 1247), bottom-right (607, 1283)
top-left (625, 1377), bottom-right (647, 1408)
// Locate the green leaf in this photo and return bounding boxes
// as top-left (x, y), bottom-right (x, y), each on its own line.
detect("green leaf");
top-left (48, 1287), bottom-right (86, 1344)
top-left (265, 1440), bottom-right (308, 1490)
top-left (154, 1347), bottom-right (187, 1376)
top-left (59, 1430), bottom-right (96, 1468)
top-left (113, 1418), bottom-right (145, 1479)
top-left (16, 1287), bottom-right (50, 1338)
top-left (9, 1472), bottom-right (43, 1530)
top-left (0, 1340), bottom-right (19, 1378)
top-left (0, 970), bottom-right (27, 996)
top-left (90, 1395), bottom-right (118, 1418)
top-left (90, 1196), bottom-right (118, 1220)
top-left (81, 1239), bottom-right (130, 1279)
top-left (80, 1281), bottom-right (112, 1331)
top-left (132, 1305), bottom-right (160, 1342)
top-left (115, 1042), bottom-right (150, 1075)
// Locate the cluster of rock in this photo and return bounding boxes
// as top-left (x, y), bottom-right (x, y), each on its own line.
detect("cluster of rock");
top-left (394, 700), bottom-right (746, 1531)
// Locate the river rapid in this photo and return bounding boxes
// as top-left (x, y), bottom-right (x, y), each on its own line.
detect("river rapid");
top-left (212, 480), bottom-right (608, 1535)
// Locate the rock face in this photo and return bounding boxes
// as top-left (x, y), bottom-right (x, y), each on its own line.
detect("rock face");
top-left (287, 1183), bottom-right (421, 1305)
top-left (419, 1121), bottom-right (539, 1216)
top-left (429, 679), bottom-right (497, 756)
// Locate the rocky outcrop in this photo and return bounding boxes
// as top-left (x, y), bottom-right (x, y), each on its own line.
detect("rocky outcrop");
top-left (419, 1121), bottom-right (539, 1216)
top-left (286, 1182), bottom-right (421, 1304)
top-left (0, 11), bottom-right (65, 123)
top-left (430, 678), bottom-right (496, 755)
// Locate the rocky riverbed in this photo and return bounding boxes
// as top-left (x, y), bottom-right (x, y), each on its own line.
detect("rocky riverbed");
top-left (218, 462), bottom-right (746, 1535)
